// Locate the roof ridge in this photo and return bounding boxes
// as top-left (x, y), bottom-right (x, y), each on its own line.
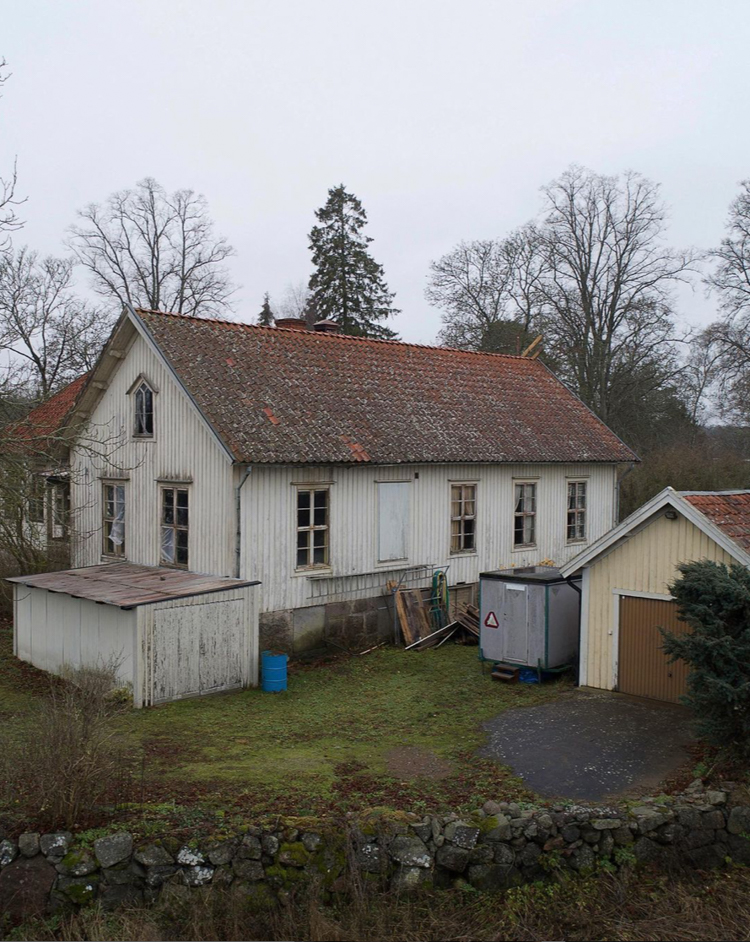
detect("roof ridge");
top-left (133, 308), bottom-right (535, 361)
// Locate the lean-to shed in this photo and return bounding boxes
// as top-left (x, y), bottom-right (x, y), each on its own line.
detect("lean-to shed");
top-left (7, 563), bottom-right (260, 707)
top-left (560, 488), bottom-right (750, 703)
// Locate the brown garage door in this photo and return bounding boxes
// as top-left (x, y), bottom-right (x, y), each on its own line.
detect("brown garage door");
top-left (618, 596), bottom-right (690, 703)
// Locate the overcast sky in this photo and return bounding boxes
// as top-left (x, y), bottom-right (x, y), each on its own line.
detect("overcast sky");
top-left (2, 0), bottom-right (748, 341)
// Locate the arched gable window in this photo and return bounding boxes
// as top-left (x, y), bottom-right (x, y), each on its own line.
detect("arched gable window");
top-left (134, 381), bottom-right (154, 436)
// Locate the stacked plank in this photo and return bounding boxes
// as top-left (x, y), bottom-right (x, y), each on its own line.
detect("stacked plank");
top-left (453, 604), bottom-right (480, 644)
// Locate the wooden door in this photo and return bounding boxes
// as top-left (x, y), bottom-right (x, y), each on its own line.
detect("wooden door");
top-left (618, 596), bottom-right (690, 703)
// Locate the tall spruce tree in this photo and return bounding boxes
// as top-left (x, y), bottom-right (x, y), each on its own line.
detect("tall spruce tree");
top-left (662, 560), bottom-right (750, 755)
top-left (307, 185), bottom-right (399, 338)
top-left (258, 291), bottom-right (274, 326)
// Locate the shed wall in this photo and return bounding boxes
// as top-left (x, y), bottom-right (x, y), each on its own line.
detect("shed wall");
top-left (584, 512), bottom-right (735, 691)
top-left (136, 585), bottom-right (258, 707)
top-left (13, 585), bottom-right (136, 687)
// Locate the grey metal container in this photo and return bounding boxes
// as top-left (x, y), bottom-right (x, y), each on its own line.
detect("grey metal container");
top-left (479, 566), bottom-right (581, 669)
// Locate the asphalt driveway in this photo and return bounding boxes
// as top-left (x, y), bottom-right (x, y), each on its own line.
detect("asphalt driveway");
top-left (478, 690), bottom-right (694, 801)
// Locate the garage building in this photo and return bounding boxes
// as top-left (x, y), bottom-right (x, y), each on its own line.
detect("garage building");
top-left (8, 562), bottom-right (260, 707)
top-left (560, 488), bottom-right (750, 703)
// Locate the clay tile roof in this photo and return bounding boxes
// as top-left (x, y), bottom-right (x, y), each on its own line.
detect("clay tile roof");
top-left (134, 309), bottom-right (637, 466)
top-left (682, 491), bottom-right (750, 554)
top-left (6, 374), bottom-right (88, 448)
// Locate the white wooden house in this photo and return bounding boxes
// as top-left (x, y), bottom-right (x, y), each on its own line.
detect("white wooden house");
top-left (59, 306), bottom-right (636, 657)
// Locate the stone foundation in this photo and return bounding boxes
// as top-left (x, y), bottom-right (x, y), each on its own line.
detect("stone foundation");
top-left (259, 593), bottom-right (395, 657)
top-left (259, 581), bottom-right (480, 658)
top-left (1, 781), bottom-right (748, 918)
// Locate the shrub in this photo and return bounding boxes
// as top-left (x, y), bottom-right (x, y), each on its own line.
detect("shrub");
top-left (662, 560), bottom-right (750, 755)
top-left (1, 660), bottom-right (138, 828)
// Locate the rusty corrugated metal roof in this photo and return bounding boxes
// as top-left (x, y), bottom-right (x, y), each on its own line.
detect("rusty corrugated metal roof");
top-left (6, 562), bottom-right (258, 608)
top-left (681, 491), bottom-right (750, 554)
top-left (134, 309), bottom-right (637, 466)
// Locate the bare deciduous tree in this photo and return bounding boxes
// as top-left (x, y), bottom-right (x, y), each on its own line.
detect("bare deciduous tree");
top-left (0, 59), bottom-right (25, 255)
top-left (0, 247), bottom-right (109, 401)
top-left (427, 226), bottom-right (547, 352)
top-left (704, 180), bottom-right (750, 422)
top-left (537, 167), bottom-right (696, 424)
top-left (68, 177), bottom-right (236, 318)
top-left (427, 167), bottom-right (698, 439)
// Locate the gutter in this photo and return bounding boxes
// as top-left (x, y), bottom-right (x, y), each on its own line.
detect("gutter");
top-left (235, 465), bottom-right (252, 578)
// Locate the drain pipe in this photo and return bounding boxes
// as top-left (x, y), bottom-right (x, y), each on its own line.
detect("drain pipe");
top-left (235, 464), bottom-right (252, 578)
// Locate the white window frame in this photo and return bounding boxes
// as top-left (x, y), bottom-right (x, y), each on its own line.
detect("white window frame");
top-left (295, 486), bottom-right (330, 571)
top-left (566, 479), bottom-right (588, 544)
top-left (513, 480), bottom-right (537, 549)
top-left (160, 485), bottom-right (189, 568)
top-left (450, 482), bottom-right (477, 555)
top-left (102, 481), bottom-right (126, 558)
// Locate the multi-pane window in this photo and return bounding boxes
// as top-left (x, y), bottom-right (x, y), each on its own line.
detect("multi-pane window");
top-left (161, 487), bottom-right (189, 567)
top-left (513, 482), bottom-right (536, 547)
top-left (451, 484), bottom-right (476, 553)
top-left (52, 484), bottom-right (70, 538)
top-left (296, 488), bottom-right (329, 568)
top-left (567, 481), bottom-right (587, 542)
top-left (134, 382), bottom-right (154, 436)
top-left (102, 483), bottom-right (126, 557)
top-left (28, 476), bottom-right (45, 524)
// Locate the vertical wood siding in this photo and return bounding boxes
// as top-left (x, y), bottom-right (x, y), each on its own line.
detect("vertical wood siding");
top-left (242, 462), bottom-right (617, 614)
top-left (13, 585), bottom-right (136, 686)
top-left (618, 596), bottom-right (689, 702)
top-left (71, 333), bottom-right (236, 577)
top-left (136, 586), bottom-right (257, 707)
top-left (585, 513), bottom-right (735, 691)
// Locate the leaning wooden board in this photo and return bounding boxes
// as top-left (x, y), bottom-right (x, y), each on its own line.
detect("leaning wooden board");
top-left (391, 586), bottom-right (431, 646)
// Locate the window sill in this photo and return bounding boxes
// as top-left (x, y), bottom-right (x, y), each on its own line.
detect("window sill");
top-left (566, 539), bottom-right (587, 546)
top-left (449, 551), bottom-right (478, 558)
top-left (293, 566), bottom-right (333, 578)
top-left (511, 544), bottom-right (537, 552)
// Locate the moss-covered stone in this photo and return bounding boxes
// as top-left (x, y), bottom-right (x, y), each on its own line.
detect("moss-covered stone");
top-left (277, 841), bottom-right (310, 868)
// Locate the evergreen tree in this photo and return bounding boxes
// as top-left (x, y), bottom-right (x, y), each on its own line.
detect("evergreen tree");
top-left (258, 291), bottom-right (274, 326)
top-left (308, 184), bottom-right (399, 339)
top-left (662, 560), bottom-right (750, 755)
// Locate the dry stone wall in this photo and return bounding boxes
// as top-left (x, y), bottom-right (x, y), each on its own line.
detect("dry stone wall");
top-left (1, 781), bottom-right (749, 919)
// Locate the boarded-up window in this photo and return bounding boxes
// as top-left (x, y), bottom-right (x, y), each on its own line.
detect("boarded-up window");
top-left (103, 483), bottom-right (126, 557)
top-left (513, 482), bottom-right (536, 547)
top-left (567, 481), bottom-right (587, 542)
top-left (296, 487), bottom-right (329, 569)
top-left (451, 484), bottom-right (476, 553)
top-left (378, 482), bottom-right (410, 562)
top-left (161, 487), bottom-right (189, 567)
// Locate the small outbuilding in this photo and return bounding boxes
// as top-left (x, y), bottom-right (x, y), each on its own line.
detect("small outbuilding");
top-left (8, 562), bottom-right (260, 707)
top-left (560, 488), bottom-right (750, 703)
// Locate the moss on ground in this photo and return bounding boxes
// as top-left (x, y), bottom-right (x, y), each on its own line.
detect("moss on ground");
top-left (0, 625), bottom-right (566, 823)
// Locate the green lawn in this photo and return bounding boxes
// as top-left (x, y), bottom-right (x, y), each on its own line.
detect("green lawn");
top-left (0, 623), bottom-right (568, 826)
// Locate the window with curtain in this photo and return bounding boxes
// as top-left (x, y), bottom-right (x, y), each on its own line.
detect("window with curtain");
top-left (513, 482), bottom-right (537, 547)
top-left (103, 483), bottom-right (126, 556)
top-left (161, 487), bottom-right (189, 567)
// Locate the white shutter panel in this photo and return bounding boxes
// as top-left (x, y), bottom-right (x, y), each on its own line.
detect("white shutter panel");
top-left (378, 482), bottom-right (410, 562)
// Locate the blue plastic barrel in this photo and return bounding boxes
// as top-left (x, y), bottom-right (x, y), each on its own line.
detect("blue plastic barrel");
top-left (262, 650), bottom-right (288, 692)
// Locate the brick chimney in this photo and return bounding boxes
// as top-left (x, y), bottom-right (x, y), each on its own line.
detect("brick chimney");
top-left (274, 317), bottom-right (308, 331)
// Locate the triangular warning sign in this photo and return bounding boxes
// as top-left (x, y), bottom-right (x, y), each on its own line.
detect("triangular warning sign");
top-left (484, 611), bottom-right (499, 629)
